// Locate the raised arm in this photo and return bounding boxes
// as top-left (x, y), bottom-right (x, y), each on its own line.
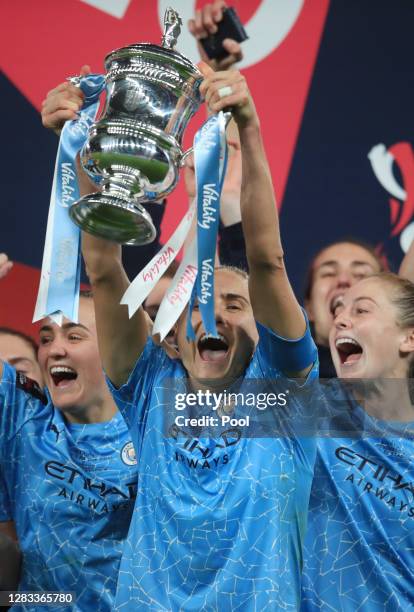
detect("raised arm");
top-left (81, 218), bottom-right (150, 387)
top-left (41, 77), bottom-right (150, 387)
top-left (186, 1), bottom-right (244, 233)
top-left (200, 68), bottom-right (307, 341)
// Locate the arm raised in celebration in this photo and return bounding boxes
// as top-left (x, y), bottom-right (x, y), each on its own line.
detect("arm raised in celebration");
top-left (200, 66), bottom-right (312, 375)
top-left (42, 75), bottom-right (150, 387)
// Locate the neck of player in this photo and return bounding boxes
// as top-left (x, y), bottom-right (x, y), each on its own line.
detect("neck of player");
top-left (62, 393), bottom-right (118, 424)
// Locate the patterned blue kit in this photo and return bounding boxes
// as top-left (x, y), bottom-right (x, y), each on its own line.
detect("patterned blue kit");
top-left (0, 363), bottom-right (137, 611)
top-left (109, 324), bottom-right (318, 610)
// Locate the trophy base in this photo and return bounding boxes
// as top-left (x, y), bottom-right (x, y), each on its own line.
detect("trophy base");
top-left (70, 193), bottom-right (157, 246)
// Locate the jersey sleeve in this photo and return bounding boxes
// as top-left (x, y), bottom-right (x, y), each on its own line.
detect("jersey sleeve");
top-left (247, 315), bottom-right (319, 447)
top-left (255, 310), bottom-right (318, 380)
top-left (105, 338), bottom-right (170, 433)
top-left (0, 362), bottom-right (46, 462)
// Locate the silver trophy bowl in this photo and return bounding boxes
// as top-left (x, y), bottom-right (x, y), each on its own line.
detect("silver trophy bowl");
top-left (70, 8), bottom-right (203, 245)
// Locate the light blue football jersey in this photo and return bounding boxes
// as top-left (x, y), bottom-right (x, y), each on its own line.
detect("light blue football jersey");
top-left (302, 382), bottom-right (414, 611)
top-left (0, 362), bottom-right (138, 611)
top-left (109, 322), bottom-right (318, 611)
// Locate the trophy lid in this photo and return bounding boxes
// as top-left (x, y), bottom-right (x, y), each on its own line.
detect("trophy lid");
top-left (105, 43), bottom-right (199, 75)
top-left (105, 7), bottom-right (201, 79)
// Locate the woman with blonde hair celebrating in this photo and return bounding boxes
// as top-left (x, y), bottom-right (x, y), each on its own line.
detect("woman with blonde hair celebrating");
top-left (302, 272), bottom-right (414, 611)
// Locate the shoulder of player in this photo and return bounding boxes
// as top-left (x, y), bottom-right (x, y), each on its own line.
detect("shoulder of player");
top-left (15, 372), bottom-right (48, 405)
top-left (1, 362), bottom-right (48, 407)
top-left (0, 364), bottom-right (49, 446)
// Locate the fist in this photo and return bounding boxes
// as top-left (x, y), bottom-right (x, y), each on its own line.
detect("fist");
top-left (188, 1), bottom-right (243, 70)
top-left (199, 65), bottom-right (258, 129)
top-left (41, 65), bottom-right (91, 134)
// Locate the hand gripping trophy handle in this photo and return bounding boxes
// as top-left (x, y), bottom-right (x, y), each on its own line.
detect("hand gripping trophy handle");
top-left (68, 8), bottom-right (209, 246)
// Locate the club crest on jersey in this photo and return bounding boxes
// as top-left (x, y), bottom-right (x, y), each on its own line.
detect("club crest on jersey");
top-left (121, 442), bottom-right (137, 466)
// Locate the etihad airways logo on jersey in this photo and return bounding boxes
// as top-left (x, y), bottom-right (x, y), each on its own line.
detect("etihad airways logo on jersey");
top-left (45, 460), bottom-right (137, 514)
top-left (336, 446), bottom-right (414, 518)
top-left (170, 425), bottom-right (241, 469)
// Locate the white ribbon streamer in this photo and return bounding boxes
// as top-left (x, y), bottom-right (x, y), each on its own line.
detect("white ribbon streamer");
top-left (120, 202), bottom-right (196, 318)
top-left (152, 239), bottom-right (198, 341)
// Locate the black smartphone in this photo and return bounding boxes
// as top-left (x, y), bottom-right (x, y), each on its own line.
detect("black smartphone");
top-left (200, 7), bottom-right (248, 61)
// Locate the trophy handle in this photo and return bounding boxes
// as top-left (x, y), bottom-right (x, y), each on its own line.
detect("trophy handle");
top-left (180, 148), bottom-right (194, 168)
top-left (179, 111), bottom-right (233, 168)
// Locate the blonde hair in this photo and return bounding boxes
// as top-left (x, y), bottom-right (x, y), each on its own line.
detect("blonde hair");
top-left (370, 272), bottom-right (414, 379)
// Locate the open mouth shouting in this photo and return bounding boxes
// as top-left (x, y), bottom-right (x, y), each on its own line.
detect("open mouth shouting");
top-left (335, 337), bottom-right (363, 366)
top-left (49, 365), bottom-right (78, 388)
top-left (197, 334), bottom-right (229, 363)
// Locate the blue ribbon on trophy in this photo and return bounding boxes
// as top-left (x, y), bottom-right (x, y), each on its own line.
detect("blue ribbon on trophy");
top-left (186, 112), bottom-right (228, 340)
top-left (33, 74), bottom-right (106, 324)
top-left (118, 111), bottom-right (228, 342)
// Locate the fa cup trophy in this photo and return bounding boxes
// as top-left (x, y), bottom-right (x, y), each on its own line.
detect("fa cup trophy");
top-left (70, 8), bottom-right (203, 245)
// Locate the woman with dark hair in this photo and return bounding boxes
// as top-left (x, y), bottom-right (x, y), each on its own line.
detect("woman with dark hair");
top-left (303, 239), bottom-right (387, 377)
top-left (302, 272), bottom-right (414, 610)
top-left (0, 327), bottom-right (43, 387)
top-left (304, 237), bottom-right (414, 378)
